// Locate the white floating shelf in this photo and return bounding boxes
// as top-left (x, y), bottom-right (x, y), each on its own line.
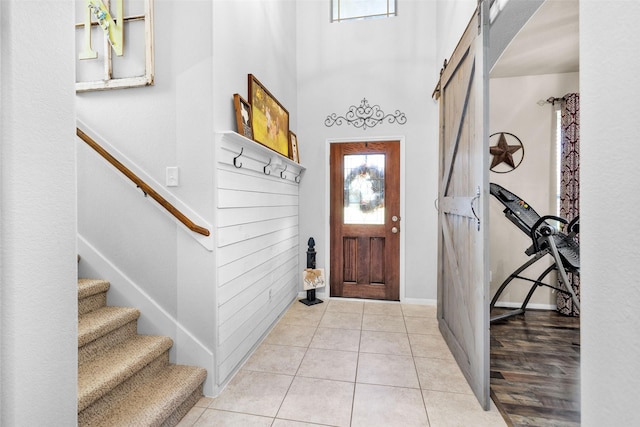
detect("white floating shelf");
top-left (216, 131), bottom-right (306, 183)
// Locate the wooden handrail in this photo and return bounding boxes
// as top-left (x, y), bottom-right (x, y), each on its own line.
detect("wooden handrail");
top-left (77, 128), bottom-right (211, 237)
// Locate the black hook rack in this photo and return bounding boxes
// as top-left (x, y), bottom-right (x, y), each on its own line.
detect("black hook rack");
top-left (263, 158), bottom-right (272, 175)
top-left (233, 147), bottom-right (244, 168)
top-left (280, 164), bottom-right (288, 179)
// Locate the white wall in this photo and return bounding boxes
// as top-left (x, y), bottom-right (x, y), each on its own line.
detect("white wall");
top-left (1, 0), bottom-right (637, 423)
top-left (76, 0), bottom-right (218, 394)
top-left (76, 0), bottom-right (298, 395)
top-left (489, 72), bottom-right (579, 307)
top-left (213, 0), bottom-right (297, 132)
top-left (436, 0), bottom-right (477, 66)
top-left (0, 0), bottom-right (637, 423)
top-left (581, 2), bottom-right (640, 425)
top-left (214, 133), bottom-right (304, 386)
top-left (297, 0), bottom-right (439, 301)
top-left (0, 0), bottom-right (77, 424)
top-left (212, 0), bottom-right (298, 392)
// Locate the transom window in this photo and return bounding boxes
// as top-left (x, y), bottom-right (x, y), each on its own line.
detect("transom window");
top-left (331, 0), bottom-right (397, 22)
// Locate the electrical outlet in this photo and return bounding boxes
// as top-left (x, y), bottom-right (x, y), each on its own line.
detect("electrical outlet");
top-left (166, 167), bottom-right (179, 187)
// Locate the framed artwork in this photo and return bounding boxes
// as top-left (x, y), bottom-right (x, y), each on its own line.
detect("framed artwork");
top-left (303, 268), bottom-right (326, 291)
top-left (248, 74), bottom-right (290, 158)
top-left (289, 131), bottom-right (300, 163)
top-left (233, 94), bottom-right (253, 139)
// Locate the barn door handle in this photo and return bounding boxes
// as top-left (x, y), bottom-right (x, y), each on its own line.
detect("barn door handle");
top-left (470, 186), bottom-right (480, 231)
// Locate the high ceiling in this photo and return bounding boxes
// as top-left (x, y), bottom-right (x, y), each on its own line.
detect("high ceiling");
top-left (490, 0), bottom-right (579, 78)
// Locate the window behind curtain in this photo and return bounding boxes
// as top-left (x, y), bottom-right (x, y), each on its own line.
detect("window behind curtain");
top-left (331, 0), bottom-right (397, 22)
top-left (555, 108), bottom-right (562, 215)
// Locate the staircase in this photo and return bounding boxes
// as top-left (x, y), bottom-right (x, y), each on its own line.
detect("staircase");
top-left (78, 278), bottom-right (207, 426)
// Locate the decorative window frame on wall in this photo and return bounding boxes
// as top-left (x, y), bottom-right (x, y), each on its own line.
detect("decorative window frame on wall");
top-left (75, 0), bottom-right (154, 92)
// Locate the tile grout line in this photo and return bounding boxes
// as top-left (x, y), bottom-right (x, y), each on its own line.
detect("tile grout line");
top-left (272, 299), bottom-right (327, 425)
top-left (195, 301), bottom-right (469, 427)
top-left (349, 306), bottom-right (364, 427)
top-left (405, 311), bottom-right (434, 426)
top-left (321, 299), bottom-right (363, 427)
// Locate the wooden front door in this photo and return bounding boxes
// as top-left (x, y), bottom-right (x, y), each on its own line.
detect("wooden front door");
top-left (330, 141), bottom-right (400, 301)
top-left (435, 3), bottom-right (490, 410)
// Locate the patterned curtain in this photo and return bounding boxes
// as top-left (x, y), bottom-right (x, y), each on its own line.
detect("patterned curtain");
top-left (557, 93), bottom-right (580, 316)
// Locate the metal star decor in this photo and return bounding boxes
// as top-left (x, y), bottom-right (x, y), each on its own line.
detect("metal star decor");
top-left (489, 132), bottom-right (524, 173)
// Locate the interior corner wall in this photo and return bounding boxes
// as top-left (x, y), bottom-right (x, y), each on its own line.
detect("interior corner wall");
top-left (296, 0), bottom-right (439, 301)
top-left (581, 2), bottom-right (640, 425)
top-left (489, 72), bottom-right (578, 307)
top-left (210, 0), bottom-right (298, 392)
top-left (212, 0), bottom-right (297, 133)
top-left (1, 0), bottom-right (77, 424)
top-left (436, 0), bottom-right (477, 66)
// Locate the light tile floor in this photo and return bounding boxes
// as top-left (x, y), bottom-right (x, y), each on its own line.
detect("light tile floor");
top-left (177, 299), bottom-right (506, 427)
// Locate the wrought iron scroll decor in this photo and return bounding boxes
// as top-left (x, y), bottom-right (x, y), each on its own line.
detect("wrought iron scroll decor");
top-left (325, 99), bottom-right (407, 130)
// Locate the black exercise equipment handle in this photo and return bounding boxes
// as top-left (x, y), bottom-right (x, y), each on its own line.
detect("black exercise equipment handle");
top-left (530, 215), bottom-right (568, 253)
top-left (567, 215), bottom-right (580, 235)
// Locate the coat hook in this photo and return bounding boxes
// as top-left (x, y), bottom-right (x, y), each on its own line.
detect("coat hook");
top-left (233, 147), bottom-right (244, 168)
top-left (280, 164), bottom-right (288, 179)
top-left (295, 170), bottom-right (302, 183)
top-left (263, 158), bottom-right (272, 175)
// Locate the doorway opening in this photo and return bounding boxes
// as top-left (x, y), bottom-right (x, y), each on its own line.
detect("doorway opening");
top-left (329, 140), bottom-right (401, 301)
top-left (488, 0), bottom-right (580, 424)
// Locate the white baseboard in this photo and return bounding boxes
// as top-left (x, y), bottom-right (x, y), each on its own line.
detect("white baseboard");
top-left (401, 297), bottom-right (437, 306)
top-left (296, 291), bottom-right (436, 306)
top-left (293, 291), bottom-right (554, 311)
top-left (494, 301), bottom-right (557, 310)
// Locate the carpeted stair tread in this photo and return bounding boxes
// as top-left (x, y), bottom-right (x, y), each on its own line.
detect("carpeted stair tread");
top-left (76, 276), bottom-right (207, 425)
top-left (78, 278), bottom-right (110, 299)
top-left (87, 365), bottom-right (207, 427)
top-left (78, 306), bottom-right (140, 348)
top-left (78, 335), bottom-right (173, 412)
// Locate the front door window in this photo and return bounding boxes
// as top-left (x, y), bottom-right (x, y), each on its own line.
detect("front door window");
top-left (343, 154), bottom-right (385, 225)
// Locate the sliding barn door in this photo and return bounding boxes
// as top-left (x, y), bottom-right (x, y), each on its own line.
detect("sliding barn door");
top-left (435, 3), bottom-right (490, 410)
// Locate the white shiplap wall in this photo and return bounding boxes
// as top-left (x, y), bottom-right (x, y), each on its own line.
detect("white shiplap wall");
top-left (215, 132), bottom-right (305, 386)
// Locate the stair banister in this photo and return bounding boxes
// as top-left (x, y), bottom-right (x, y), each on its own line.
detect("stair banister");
top-left (77, 127), bottom-right (211, 237)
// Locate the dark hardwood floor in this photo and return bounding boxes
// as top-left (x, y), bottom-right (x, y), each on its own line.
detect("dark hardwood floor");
top-left (490, 309), bottom-right (580, 427)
